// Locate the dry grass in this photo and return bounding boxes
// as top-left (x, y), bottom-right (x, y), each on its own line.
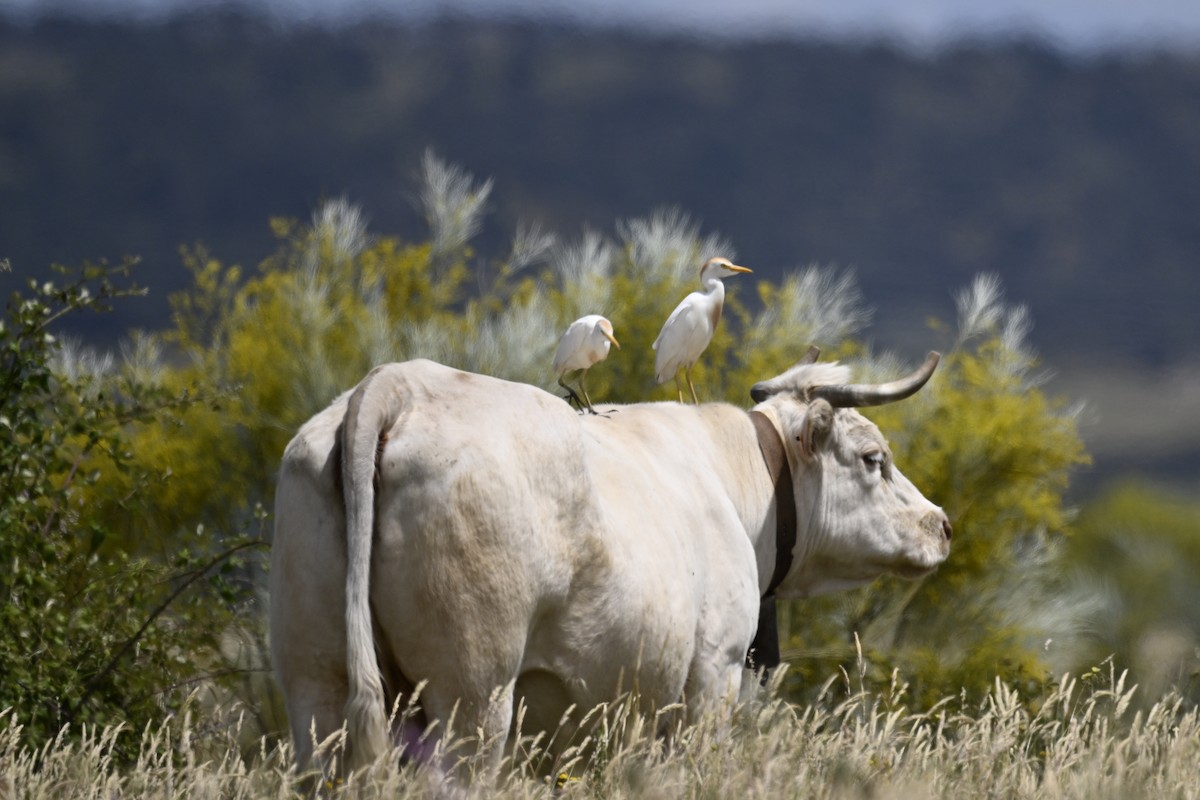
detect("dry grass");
top-left (3, 665), bottom-right (1198, 799)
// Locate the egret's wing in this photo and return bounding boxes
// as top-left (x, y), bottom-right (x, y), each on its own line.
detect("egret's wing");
top-left (654, 300), bottom-right (712, 381)
top-left (553, 319), bottom-right (589, 374)
top-left (653, 299), bottom-right (696, 351)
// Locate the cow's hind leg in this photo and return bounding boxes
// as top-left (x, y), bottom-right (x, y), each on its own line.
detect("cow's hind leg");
top-left (417, 678), bottom-right (516, 777)
top-left (273, 592), bottom-right (352, 774)
top-left (283, 673), bottom-right (349, 774)
top-left (271, 457), bottom-right (353, 774)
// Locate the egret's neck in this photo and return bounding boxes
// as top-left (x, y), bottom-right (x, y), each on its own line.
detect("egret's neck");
top-left (701, 274), bottom-right (726, 298)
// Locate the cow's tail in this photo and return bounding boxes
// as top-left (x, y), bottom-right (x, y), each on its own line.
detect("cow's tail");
top-left (340, 365), bottom-right (399, 769)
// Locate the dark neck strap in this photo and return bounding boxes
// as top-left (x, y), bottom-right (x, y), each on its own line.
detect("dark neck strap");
top-left (748, 410), bottom-right (797, 598)
top-left (746, 410), bottom-right (798, 675)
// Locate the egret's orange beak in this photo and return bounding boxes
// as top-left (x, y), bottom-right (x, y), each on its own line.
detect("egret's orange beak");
top-left (606, 332), bottom-right (621, 349)
top-left (727, 264), bottom-right (752, 274)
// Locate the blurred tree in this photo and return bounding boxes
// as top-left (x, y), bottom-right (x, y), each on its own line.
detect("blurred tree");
top-left (1066, 482), bottom-right (1200, 705)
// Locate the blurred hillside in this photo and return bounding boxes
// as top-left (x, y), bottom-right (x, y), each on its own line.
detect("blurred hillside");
top-left (2, 10), bottom-right (1199, 488)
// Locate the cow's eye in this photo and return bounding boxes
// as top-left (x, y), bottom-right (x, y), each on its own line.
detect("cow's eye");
top-left (863, 451), bottom-right (885, 470)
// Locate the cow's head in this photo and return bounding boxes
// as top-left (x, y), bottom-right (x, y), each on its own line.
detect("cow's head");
top-left (750, 349), bottom-right (952, 597)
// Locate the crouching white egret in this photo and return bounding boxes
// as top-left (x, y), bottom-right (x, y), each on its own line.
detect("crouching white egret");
top-left (653, 256), bottom-right (751, 403)
top-left (553, 314), bottom-right (620, 412)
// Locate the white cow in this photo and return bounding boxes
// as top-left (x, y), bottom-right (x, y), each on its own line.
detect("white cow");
top-left (270, 351), bottom-right (952, 770)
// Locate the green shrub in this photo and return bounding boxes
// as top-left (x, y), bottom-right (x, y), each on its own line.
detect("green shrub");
top-left (0, 260), bottom-right (264, 759)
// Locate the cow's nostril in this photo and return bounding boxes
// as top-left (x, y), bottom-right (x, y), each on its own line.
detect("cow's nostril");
top-left (942, 518), bottom-right (953, 542)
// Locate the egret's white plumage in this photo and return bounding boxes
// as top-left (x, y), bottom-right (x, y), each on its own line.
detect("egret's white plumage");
top-left (653, 257), bottom-right (752, 403)
top-left (554, 314), bottom-right (620, 412)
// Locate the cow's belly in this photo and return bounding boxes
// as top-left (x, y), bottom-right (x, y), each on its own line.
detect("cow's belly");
top-left (515, 554), bottom-right (751, 732)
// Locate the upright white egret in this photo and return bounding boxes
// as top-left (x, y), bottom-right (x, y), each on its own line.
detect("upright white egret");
top-left (653, 256), bottom-right (752, 403)
top-left (553, 314), bottom-right (620, 412)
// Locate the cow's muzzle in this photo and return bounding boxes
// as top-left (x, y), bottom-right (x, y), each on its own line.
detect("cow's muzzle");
top-left (922, 510), bottom-right (953, 557)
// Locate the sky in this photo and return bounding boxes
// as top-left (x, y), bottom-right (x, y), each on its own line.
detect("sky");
top-left (6, 0), bottom-right (1200, 51)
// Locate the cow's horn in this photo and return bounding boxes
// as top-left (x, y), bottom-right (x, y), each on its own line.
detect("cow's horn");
top-left (808, 351), bottom-right (941, 408)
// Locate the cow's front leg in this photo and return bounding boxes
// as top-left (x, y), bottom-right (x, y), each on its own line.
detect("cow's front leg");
top-left (682, 651), bottom-right (745, 739)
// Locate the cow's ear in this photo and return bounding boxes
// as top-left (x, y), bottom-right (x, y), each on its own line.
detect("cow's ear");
top-left (798, 398), bottom-right (834, 460)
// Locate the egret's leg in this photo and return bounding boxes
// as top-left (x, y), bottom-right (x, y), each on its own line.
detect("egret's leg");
top-left (685, 365), bottom-right (699, 404)
top-left (673, 372), bottom-right (685, 404)
top-left (558, 373), bottom-right (585, 410)
top-left (579, 368), bottom-right (596, 413)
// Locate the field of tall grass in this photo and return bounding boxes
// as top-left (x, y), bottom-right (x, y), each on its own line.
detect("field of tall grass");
top-left (4, 661), bottom-right (1198, 799)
